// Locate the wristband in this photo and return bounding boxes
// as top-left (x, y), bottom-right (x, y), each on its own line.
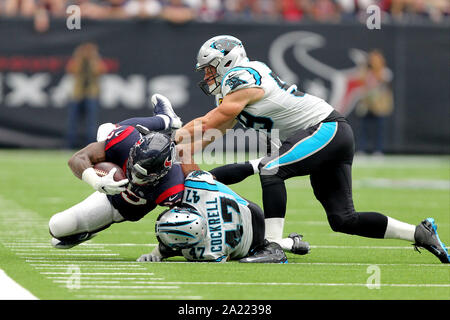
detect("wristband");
top-left (81, 167), bottom-right (100, 189)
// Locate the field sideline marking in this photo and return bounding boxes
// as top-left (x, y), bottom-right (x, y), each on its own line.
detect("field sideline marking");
top-left (0, 269), bottom-right (38, 300)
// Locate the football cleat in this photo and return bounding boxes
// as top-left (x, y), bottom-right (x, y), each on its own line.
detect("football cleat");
top-left (51, 232), bottom-right (97, 249)
top-left (239, 240), bottom-right (288, 263)
top-left (413, 218), bottom-right (449, 263)
top-left (151, 94), bottom-right (182, 129)
top-left (289, 232), bottom-right (310, 255)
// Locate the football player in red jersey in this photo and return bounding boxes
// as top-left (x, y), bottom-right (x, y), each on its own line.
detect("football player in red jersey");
top-left (49, 94), bottom-right (189, 249)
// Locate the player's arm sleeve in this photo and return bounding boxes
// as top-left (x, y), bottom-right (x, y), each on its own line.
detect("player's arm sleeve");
top-left (209, 162), bottom-right (255, 185)
top-left (221, 67), bottom-right (262, 97)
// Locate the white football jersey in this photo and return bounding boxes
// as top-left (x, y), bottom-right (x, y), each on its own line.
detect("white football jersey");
top-left (180, 171), bottom-right (253, 262)
top-left (215, 60), bottom-right (334, 142)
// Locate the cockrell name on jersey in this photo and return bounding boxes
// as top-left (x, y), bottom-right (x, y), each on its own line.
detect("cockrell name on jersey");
top-left (205, 197), bottom-right (223, 252)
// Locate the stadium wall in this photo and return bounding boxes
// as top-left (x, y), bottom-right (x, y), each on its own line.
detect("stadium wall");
top-left (0, 18), bottom-right (448, 154)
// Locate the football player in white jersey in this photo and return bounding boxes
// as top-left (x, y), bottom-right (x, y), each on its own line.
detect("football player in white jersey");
top-left (175, 35), bottom-right (449, 263)
top-left (137, 170), bottom-right (291, 263)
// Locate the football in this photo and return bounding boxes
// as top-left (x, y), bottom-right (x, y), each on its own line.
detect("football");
top-left (93, 162), bottom-right (126, 181)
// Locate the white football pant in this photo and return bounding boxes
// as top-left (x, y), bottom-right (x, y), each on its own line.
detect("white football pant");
top-left (49, 191), bottom-right (125, 239)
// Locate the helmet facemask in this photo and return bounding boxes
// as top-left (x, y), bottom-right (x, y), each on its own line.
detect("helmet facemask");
top-left (127, 133), bottom-right (175, 187)
top-left (196, 59), bottom-right (222, 96)
top-left (129, 163), bottom-right (165, 186)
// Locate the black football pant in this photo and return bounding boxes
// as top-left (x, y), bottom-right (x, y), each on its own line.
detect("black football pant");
top-left (258, 120), bottom-right (388, 238)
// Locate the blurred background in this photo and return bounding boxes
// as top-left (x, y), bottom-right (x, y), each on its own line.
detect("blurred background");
top-left (0, 0), bottom-right (448, 154)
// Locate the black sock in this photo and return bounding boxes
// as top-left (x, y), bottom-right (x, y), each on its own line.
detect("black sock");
top-left (210, 162), bottom-right (255, 185)
top-left (260, 175), bottom-right (287, 219)
top-left (354, 211), bottom-right (388, 238)
top-left (328, 211), bottom-right (388, 238)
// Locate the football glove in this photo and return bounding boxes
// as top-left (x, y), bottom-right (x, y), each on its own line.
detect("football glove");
top-left (137, 246), bottom-right (163, 262)
top-left (82, 167), bottom-right (128, 195)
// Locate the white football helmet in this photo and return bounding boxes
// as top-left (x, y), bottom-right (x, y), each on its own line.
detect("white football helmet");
top-left (155, 207), bottom-right (207, 249)
top-left (195, 35), bottom-right (248, 95)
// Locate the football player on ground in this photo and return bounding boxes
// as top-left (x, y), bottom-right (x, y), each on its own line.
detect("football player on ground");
top-left (49, 93), bottom-right (309, 255)
top-left (48, 94), bottom-right (186, 249)
top-left (174, 35), bottom-right (449, 263)
top-left (137, 170), bottom-right (301, 263)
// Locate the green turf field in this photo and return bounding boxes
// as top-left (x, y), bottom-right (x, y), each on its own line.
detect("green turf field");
top-left (0, 150), bottom-right (449, 300)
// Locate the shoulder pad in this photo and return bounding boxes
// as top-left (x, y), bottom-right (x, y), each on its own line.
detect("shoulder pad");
top-left (104, 125), bottom-right (136, 150)
top-left (221, 66), bottom-right (262, 97)
top-left (185, 170), bottom-right (215, 184)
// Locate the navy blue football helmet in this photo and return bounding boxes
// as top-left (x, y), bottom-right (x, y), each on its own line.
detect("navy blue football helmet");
top-left (127, 132), bottom-right (175, 186)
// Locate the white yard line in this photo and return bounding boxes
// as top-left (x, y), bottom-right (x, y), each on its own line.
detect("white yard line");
top-left (0, 269), bottom-right (38, 300)
top-left (30, 263), bottom-right (144, 267)
top-left (47, 276), bottom-right (165, 280)
top-left (310, 245), bottom-right (414, 249)
top-left (63, 243), bottom-right (425, 250)
top-left (40, 272), bottom-right (155, 275)
top-left (16, 253), bottom-right (120, 256)
top-left (82, 243), bottom-right (157, 247)
top-left (10, 248), bottom-right (111, 252)
top-left (34, 266), bottom-right (147, 270)
top-left (74, 294), bottom-right (203, 299)
top-left (8, 242), bottom-right (428, 251)
top-left (115, 280), bottom-right (450, 288)
top-left (26, 259), bottom-right (137, 265)
top-left (69, 285), bottom-right (180, 290)
top-left (23, 256), bottom-right (125, 260)
top-left (288, 262), bottom-right (448, 267)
